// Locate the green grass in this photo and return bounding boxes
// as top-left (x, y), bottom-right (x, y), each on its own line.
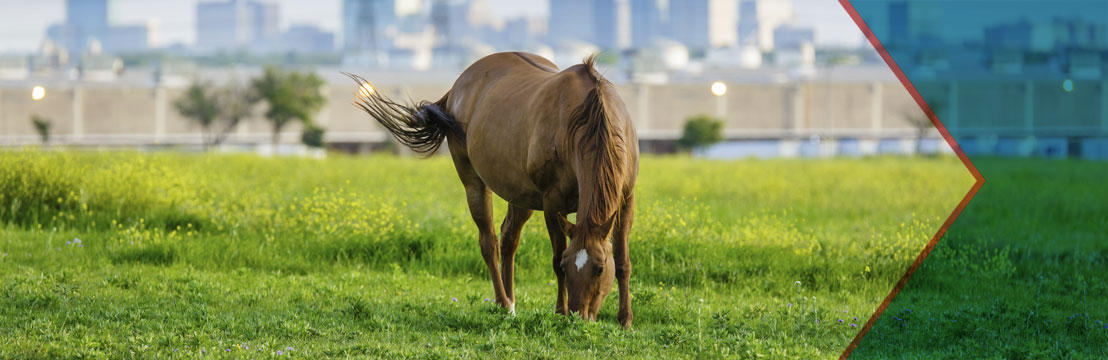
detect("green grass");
top-left (0, 150), bottom-right (972, 358)
top-left (853, 158), bottom-right (1108, 359)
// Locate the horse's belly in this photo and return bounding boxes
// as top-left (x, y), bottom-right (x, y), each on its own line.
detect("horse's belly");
top-left (466, 132), bottom-right (545, 210)
top-left (471, 160), bottom-right (544, 209)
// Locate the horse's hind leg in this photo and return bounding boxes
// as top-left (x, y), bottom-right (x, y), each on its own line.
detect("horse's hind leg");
top-left (450, 153), bottom-right (511, 311)
top-left (499, 205), bottom-right (533, 311)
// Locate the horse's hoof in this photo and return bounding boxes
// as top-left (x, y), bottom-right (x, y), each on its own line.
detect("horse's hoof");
top-left (508, 303), bottom-right (516, 317)
top-left (619, 312), bottom-right (632, 330)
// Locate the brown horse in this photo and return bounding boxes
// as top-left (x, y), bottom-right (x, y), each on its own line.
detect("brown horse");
top-left (347, 52), bottom-right (638, 328)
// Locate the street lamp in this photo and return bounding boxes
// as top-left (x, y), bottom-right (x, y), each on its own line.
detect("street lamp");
top-left (31, 86), bottom-right (46, 101)
top-left (710, 81), bottom-right (727, 96)
top-left (711, 81), bottom-right (727, 118)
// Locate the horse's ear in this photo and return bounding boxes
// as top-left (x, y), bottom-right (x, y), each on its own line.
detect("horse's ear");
top-left (559, 214), bottom-right (577, 236)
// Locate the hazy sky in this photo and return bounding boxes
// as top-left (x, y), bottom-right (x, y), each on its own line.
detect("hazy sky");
top-left (0, 0), bottom-right (860, 53)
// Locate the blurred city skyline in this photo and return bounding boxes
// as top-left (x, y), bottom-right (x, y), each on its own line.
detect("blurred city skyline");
top-left (0, 0), bottom-right (861, 53)
top-left (1, 0), bottom-right (1102, 159)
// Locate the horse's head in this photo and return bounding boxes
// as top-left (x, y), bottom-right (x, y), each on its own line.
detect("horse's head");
top-left (558, 216), bottom-right (616, 320)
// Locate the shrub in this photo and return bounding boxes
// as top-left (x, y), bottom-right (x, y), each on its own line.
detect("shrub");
top-left (677, 115), bottom-right (723, 152)
top-left (301, 124), bottom-right (326, 148)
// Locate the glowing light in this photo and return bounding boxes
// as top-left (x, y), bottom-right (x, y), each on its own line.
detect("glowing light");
top-left (358, 83), bottom-right (376, 98)
top-left (31, 86), bottom-right (46, 101)
top-left (1062, 79), bottom-right (1074, 93)
top-left (710, 81), bottom-right (727, 96)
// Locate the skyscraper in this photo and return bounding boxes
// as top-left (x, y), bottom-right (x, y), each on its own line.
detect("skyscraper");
top-left (196, 0), bottom-right (278, 52)
top-left (106, 22), bottom-right (156, 53)
top-left (669, 0), bottom-right (710, 50)
top-left (593, 0), bottom-right (617, 49)
top-left (587, 0), bottom-right (630, 50)
top-left (736, 0), bottom-right (793, 51)
top-left (282, 25), bottom-right (336, 53)
top-left (772, 24), bottom-right (813, 50)
top-left (548, 0), bottom-right (594, 45)
top-left (64, 0), bottom-right (111, 54)
top-left (630, 0), bottom-right (669, 48)
top-left (251, 1), bottom-right (280, 47)
top-left (430, 0), bottom-right (468, 48)
top-left (343, 0), bottom-right (396, 52)
top-left (737, 0), bottom-right (758, 47)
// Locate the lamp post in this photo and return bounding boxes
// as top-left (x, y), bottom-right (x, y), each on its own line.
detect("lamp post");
top-left (711, 81), bottom-right (727, 118)
top-left (31, 86), bottom-right (46, 101)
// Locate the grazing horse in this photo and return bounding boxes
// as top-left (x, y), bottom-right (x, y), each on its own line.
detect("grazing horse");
top-left (347, 52), bottom-right (639, 328)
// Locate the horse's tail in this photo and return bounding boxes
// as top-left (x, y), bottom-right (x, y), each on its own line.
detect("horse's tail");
top-left (344, 72), bottom-right (461, 155)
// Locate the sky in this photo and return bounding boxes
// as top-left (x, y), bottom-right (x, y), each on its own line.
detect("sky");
top-left (0, 0), bottom-right (860, 53)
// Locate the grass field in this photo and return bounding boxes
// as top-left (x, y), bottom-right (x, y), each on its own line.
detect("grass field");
top-left (853, 158), bottom-right (1108, 359)
top-left (0, 150), bottom-right (972, 358)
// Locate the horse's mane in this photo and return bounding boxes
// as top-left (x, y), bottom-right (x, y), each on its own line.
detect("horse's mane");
top-left (567, 54), bottom-right (627, 231)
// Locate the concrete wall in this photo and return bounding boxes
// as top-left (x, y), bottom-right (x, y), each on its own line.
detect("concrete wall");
top-left (2, 79), bottom-right (1105, 148)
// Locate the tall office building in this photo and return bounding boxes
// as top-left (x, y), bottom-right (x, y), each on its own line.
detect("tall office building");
top-left (343, 0), bottom-right (396, 52)
top-left (630, 0), bottom-right (669, 48)
top-left (666, 0), bottom-right (740, 50)
top-left (64, 0), bottom-right (111, 54)
top-left (707, 0), bottom-right (739, 48)
top-left (548, 0), bottom-right (593, 45)
top-left (197, 0), bottom-right (253, 51)
top-left (887, 1), bottom-right (909, 48)
top-left (196, 0), bottom-right (279, 52)
top-left (282, 25), bottom-right (336, 53)
top-left (593, 0), bottom-right (617, 49)
top-left (251, 1), bottom-right (280, 46)
top-left (737, 0), bottom-right (793, 51)
top-left (106, 22), bottom-right (157, 53)
top-left (669, 0), bottom-right (710, 50)
top-left (430, 0), bottom-right (474, 49)
top-left (547, 0), bottom-right (629, 50)
top-left (503, 17), bottom-right (528, 47)
top-left (772, 24), bottom-right (813, 50)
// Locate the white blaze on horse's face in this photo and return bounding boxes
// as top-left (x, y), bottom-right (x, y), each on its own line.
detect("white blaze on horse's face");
top-left (574, 249), bottom-right (588, 270)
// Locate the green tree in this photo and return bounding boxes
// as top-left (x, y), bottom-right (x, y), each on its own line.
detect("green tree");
top-left (174, 80), bottom-right (259, 150)
top-left (677, 114), bottom-right (723, 153)
top-left (902, 99), bottom-right (942, 156)
top-left (30, 115), bottom-right (51, 145)
top-left (212, 82), bottom-right (260, 146)
top-left (251, 67), bottom-right (326, 146)
top-left (174, 80), bottom-right (221, 149)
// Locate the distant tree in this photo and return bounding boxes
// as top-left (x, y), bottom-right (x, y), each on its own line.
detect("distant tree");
top-left (903, 99), bottom-right (942, 156)
top-left (174, 80), bottom-right (221, 150)
top-left (252, 67), bottom-right (326, 146)
top-left (30, 115), bottom-right (51, 145)
top-left (300, 123), bottom-right (325, 148)
top-left (212, 82), bottom-right (260, 146)
top-left (174, 80), bottom-right (260, 150)
top-left (677, 114), bottom-right (723, 153)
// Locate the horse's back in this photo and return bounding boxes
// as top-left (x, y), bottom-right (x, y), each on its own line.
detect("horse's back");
top-left (442, 53), bottom-right (592, 209)
top-left (443, 52), bottom-right (634, 212)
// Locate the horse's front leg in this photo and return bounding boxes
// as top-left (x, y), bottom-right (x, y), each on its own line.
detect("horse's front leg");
top-left (613, 194), bottom-right (635, 329)
top-left (499, 205), bottom-right (533, 314)
top-left (543, 210), bottom-right (569, 316)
